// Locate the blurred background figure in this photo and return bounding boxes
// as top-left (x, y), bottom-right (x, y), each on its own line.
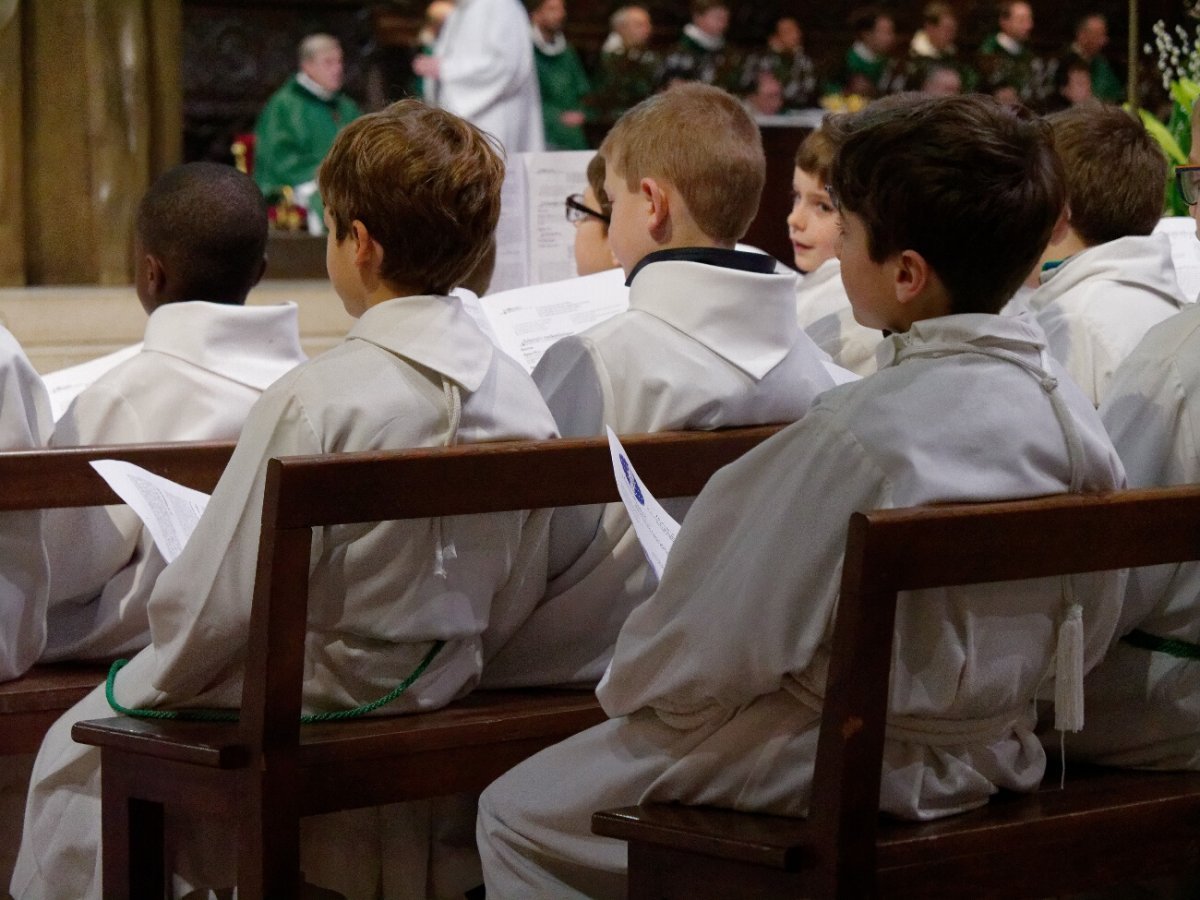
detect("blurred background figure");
top-left (414, 0), bottom-right (544, 153)
top-left (741, 16), bottom-right (818, 111)
top-left (838, 6), bottom-right (899, 99)
top-left (907, 3), bottom-right (974, 92)
top-left (253, 33), bottom-right (361, 231)
top-left (658, 0), bottom-right (740, 92)
top-left (412, 1), bottom-right (455, 96)
top-left (742, 70), bottom-right (785, 118)
top-left (587, 6), bottom-right (657, 128)
top-left (529, 0), bottom-right (591, 149)
top-left (920, 63), bottom-right (963, 97)
top-left (1061, 12), bottom-right (1123, 104)
top-left (977, 1), bottom-right (1048, 107)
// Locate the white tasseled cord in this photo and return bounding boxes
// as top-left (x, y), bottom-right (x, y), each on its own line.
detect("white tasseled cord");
top-left (432, 379), bottom-right (462, 578)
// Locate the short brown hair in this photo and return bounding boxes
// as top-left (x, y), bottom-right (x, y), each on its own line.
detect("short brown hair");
top-left (1047, 105), bottom-right (1166, 247)
top-left (830, 94), bottom-right (1065, 315)
top-left (690, 0), bottom-right (726, 15)
top-left (600, 83), bottom-right (764, 245)
top-left (795, 127), bottom-right (837, 186)
top-left (586, 153), bottom-right (612, 227)
top-left (318, 100), bottom-right (504, 295)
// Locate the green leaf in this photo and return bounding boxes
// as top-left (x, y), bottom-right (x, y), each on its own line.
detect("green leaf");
top-left (1134, 106), bottom-right (1189, 163)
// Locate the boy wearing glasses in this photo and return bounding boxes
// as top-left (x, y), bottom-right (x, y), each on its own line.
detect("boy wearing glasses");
top-left (566, 153), bottom-right (619, 276)
top-left (478, 94), bottom-right (1126, 899)
top-left (1065, 137), bottom-right (1200, 773)
top-left (482, 83), bottom-right (834, 690)
top-left (1025, 105), bottom-right (1185, 406)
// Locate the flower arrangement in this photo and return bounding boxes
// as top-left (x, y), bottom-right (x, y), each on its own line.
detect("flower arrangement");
top-left (1143, 18), bottom-right (1200, 211)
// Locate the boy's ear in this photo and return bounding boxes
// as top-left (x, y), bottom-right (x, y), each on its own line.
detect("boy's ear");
top-left (143, 253), bottom-right (166, 299)
top-left (640, 177), bottom-right (671, 242)
top-left (349, 220), bottom-right (375, 267)
top-left (892, 248), bottom-right (932, 305)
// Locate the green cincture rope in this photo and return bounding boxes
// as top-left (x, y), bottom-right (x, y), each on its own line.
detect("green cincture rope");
top-left (105, 640), bottom-right (446, 724)
top-left (1122, 628), bottom-right (1200, 661)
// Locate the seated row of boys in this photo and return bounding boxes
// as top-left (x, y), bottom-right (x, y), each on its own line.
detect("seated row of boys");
top-left (0, 84), bottom-right (1197, 897)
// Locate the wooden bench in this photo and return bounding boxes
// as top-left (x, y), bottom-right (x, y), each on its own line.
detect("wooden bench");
top-left (0, 441), bottom-right (235, 756)
top-left (69, 425), bottom-right (783, 899)
top-left (593, 485), bottom-right (1200, 898)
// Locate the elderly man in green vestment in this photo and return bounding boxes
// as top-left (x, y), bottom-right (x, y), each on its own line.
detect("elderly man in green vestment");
top-left (253, 33), bottom-right (361, 230)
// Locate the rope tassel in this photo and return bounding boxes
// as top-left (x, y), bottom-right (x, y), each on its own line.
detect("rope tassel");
top-left (1055, 602), bottom-right (1085, 732)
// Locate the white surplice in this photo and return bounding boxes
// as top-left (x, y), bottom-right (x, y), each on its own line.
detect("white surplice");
top-left (40, 301), bottom-right (307, 663)
top-left (0, 326), bottom-right (53, 682)
top-left (426, 0), bottom-right (545, 154)
top-left (12, 295), bottom-right (557, 900)
top-left (482, 258), bottom-right (835, 688)
top-left (1028, 234), bottom-right (1187, 405)
top-left (794, 257), bottom-right (885, 377)
top-left (1067, 301), bottom-right (1200, 768)
top-left (478, 313), bottom-right (1126, 900)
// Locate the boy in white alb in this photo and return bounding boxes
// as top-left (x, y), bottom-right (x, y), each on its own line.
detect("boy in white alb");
top-left (40, 162), bottom-right (307, 665)
top-left (483, 83), bottom-right (835, 689)
top-left (12, 102), bottom-right (557, 900)
top-left (478, 95), bottom-right (1127, 899)
top-left (1028, 104), bottom-right (1185, 406)
top-left (789, 125), bottom-right (885, 376)
top-left (0, 327), bottom-right (53, 681)
top-left (1065, 163), bottom-right (1200, 769)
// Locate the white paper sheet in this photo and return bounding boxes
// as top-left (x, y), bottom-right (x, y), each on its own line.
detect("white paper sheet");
top-left (89, 460), bottom-right (210, 563)
top-left (43, 343), bottom-right (144, 422)
top-left (476, 268), bottom-right (629, 372)
top-left (606, 427), bottom-right (680, 581)
top-left (1154, 216), bottom-right (1200, 303)
top-left (490, 151), bottom-right (596, 293)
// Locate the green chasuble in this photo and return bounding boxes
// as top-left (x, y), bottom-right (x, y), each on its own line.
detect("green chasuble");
top-left (253, 77), bottom-right (361, 201)
top-left (534, 43), bottom-right (591, 150)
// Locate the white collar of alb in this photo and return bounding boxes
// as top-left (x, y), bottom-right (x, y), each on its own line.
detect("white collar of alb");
top-left (296, 71), bottom-right (336, 101)
top-left (683, 22), bottom-right (724, 51)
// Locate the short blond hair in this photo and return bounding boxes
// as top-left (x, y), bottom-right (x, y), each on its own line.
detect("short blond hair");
top-left (318, 100), bottom-right (504, 295)
top-left (600, 83), bottom-right (764, 245)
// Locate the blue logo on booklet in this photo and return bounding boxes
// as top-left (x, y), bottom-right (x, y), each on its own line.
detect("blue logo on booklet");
top-left (619, 454), bottom-right (645, 504)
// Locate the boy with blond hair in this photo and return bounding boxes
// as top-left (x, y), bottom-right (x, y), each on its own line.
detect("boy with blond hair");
top-left (482, 83), bottom-right (834, 690)
top-left (478, 95), bottom-right (1126, 899)
top-left (790, 125), bottom-right (884, 375)
top-left (12, 100), bottom-right (557, 900)
top-left (1027, 104), bottom-right (1185, 405)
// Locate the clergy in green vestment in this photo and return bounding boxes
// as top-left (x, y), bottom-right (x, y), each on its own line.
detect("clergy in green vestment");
top-left (253, 33), bottom-right (361, 223)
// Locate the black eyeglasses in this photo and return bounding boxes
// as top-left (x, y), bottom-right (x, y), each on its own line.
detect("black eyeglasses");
top-left (1177, 165), bottom-right (1200, 206)
top-left (565, 193), bottom-right (610, 224)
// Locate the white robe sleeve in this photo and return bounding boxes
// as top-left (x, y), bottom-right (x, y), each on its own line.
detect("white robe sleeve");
top-left (1101, 352), bottom-right (1199, 633)
top-left (597, 410), bottom-right (891, 728)
top-left (43, 384), bottom-right (147, 605)
top-left (0, 328), bottom-right (52, 680)
top-left (438, 1), bottom-right (535, 121)
top-left (534, 336), bottom-right (613, 578)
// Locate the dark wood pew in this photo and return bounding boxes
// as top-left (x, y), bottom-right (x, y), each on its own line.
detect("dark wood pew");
top-left (593, 485), bottom-right (1200, 898)
top-left (69, 425), bottom-right (784, 899)
top-left (0, 441), bottom-right (236, 755)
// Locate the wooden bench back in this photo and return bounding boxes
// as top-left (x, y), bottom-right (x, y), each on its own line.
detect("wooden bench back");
top-left (0, 441), bottom-right (236, 754)
top-left (241, 426), bottom-right (783, 755)
top-left (0, 441), bottom-right (235, 511)
top-left (817, 485), bottom-right (1200, 895)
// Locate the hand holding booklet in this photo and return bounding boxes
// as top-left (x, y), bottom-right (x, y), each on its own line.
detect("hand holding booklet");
top-left (89, 460), bottom-right (210, 563)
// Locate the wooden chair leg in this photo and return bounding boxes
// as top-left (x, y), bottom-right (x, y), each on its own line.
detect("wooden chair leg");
top-left (101, 756), bottom-right (166, 899)
top-left (237, 771), bottom-right (301, 900)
